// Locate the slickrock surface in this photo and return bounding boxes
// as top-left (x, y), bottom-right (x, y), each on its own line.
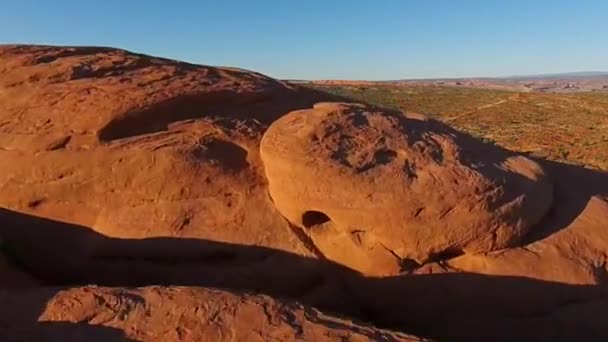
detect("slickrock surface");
top-left (0, 44), bottom-right (341, 258)
top-left (0, 286), bottom-right (420, 342)
top-left (1, 45), bottom-right (608, 341)
top-left (261, 102), bottom-right (552, 273)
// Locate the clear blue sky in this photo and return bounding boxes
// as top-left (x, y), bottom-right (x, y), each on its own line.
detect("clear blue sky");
top-left (1, 0), bottom-right (606, 80)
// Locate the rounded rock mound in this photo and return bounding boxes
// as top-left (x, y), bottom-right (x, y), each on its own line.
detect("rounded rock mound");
top-left (0, 45), bottom-right (343, 260)
top-left (260, 102), bottom-right (553, 275)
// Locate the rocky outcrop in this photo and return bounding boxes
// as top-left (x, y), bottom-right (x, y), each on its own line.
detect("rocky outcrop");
top-left (261, 103), bottom-right (552, 274)
top-left (1, 45), bottom-right (608, 341)
top-left (0, 45), bottom-right (342, 259)
top-left (0, 286), bottom-right (420, 342)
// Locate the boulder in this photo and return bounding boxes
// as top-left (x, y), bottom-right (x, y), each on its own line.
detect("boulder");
top-left (261, 103), bottom-right (553, 274)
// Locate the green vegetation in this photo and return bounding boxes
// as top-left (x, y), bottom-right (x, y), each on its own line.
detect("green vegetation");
top-left (309, 84), bottom-right (608, 171)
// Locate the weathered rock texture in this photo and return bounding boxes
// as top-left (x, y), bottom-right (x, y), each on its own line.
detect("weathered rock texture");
top-left (0, 44), bottom-right (342, 259)
top-left (0, 286), bottom-right (420, 342)
top-left (0, 45), bottom-right (608, 341)
top-left (261, 102), bottom-right (553, 273)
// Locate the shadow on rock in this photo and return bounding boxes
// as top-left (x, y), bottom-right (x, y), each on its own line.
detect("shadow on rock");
top-left (97, 85), bottom-right (354, 142)
top-left (1, 201), bottom-right (608, 341)
top-left (521, 158), bottom-right (608, 244)
top-left (0, 286), bottom-right (136, 341)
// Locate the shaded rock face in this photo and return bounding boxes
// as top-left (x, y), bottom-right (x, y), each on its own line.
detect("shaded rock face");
top-left (0, 253), bottom-right (39, 289)
top-left (1, 45), bottom-right (608, 341)
top-left (0, 286), bottom-right (419, 342)
top-left (261, 103), bottom-right (553, 273)
top-left (3, 208), bottom-right (608, 342)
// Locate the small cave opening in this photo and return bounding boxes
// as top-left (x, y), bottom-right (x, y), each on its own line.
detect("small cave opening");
top-left (302, 210), bottom-right (331, 228)
top-left (426, 247), bottom-right (465, 264)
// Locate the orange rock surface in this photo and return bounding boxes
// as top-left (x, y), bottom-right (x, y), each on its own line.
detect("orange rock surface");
top-left (1, 286), bottom-right (420, 342)
top-left (1, 45), bottom-right (607, 341)
top-left (261, 102), bottom-right (552, 273)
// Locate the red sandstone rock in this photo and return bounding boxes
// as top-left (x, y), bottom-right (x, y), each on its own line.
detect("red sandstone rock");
top-left (0, 45), bottom-right (607, 341)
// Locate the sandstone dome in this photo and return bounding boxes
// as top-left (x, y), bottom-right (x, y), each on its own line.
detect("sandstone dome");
top-left (261, 102), bottom-right (553, 273)
top-left (0, 45), bottom-right (341, 257)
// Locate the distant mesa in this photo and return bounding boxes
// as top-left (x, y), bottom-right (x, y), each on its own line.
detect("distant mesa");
top-left (304, 71), bottom-right (608, 93)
